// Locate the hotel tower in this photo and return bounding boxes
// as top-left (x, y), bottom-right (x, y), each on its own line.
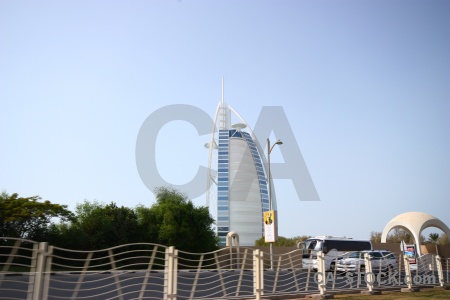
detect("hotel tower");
top-left (205, 81), bottom-right (276, 246)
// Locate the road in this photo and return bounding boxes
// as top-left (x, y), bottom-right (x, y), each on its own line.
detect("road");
top-left (1, 269), bottom-right (441, 300)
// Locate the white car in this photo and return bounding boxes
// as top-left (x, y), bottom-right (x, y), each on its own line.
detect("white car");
top-left (336, 250), bottom-right (397, 273)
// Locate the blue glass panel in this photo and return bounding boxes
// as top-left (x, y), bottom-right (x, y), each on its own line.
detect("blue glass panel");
top-left (218, 207), bottom-right (228, 210)
top-left (231, 131), bottom-right (242, 138)
top-left (218, 217), bottom-right (229, 221)
top-left (218, 168), bottom-right (228, 172)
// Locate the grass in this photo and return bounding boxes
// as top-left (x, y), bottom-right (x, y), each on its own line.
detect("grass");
top-left (333, 287), bottom-right (450, 299)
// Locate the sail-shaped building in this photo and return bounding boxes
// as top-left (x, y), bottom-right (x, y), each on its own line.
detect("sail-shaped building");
top-left (205, 82), bottom-right (276, 246)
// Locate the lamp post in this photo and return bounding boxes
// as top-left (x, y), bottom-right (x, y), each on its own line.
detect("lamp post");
top-left (267, 138), bottom-right (282, 270)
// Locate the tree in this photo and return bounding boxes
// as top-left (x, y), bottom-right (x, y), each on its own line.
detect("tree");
top-left (255, 235), bottom-right (310, 247)
top-left (427, 233), bottom-right (440, 245)
top-left (138, 187), bottom-right (219, 252)
top-left (69, 201), bottom-right (140, 250)
top-left (0, 191), bottom-right (73, 239)
top-left (371, 228), bottom-right (425, 244)
top-left (294, 235), bottom-right (311, 245)
top-left (44, 200), bottom-right (141, 250)
top-left (438, 234), bottom-right (449, 245)
top-left (386, 228), bottom-right (412, 243)
top-left (370, 231), bottom-right (382, 244)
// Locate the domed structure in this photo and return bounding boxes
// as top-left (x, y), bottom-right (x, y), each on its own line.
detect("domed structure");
top-left (381, 212), bottom-right (450, 255)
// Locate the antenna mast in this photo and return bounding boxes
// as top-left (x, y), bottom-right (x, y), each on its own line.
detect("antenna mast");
top-left (221, 77), bottom-right (224, 104)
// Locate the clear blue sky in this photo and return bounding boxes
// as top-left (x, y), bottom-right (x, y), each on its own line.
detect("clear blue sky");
top-left (1, 0), bottom-right (449, 241)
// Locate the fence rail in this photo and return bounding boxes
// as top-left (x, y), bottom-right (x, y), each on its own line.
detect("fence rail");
top-left (1, 237), bottom-right (448, 300)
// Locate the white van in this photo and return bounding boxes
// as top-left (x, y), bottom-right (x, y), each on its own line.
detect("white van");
top-left (297, 236), bottom-right (372, 271)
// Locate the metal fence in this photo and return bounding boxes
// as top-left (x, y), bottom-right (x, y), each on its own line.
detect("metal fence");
top-left (1, 237), bottom-right (448, 300)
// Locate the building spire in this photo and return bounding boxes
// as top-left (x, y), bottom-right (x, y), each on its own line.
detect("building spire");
top-left (218, 77), bottom-right (230, 130)
top-left (222, 77), bottom-right (224, 105)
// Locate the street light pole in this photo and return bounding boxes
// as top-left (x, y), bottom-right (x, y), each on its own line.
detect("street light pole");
top-left (267, 138), bottom-right (282, 270)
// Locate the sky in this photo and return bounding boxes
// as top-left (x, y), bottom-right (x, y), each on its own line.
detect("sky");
top-left (1, 0), bottom-right (449, 242)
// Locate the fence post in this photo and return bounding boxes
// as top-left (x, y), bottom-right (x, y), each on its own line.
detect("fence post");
top-left (364, 253), bottom-right (374, 292)
top-left (164, 246), bottom-right (176, 300)
top-left (447, 258), bottom-right (449, 284)
top-left (316, 251), bottom-right (326, 295)
top-left (253, 249), bottom-right (264, 300)
top-left (32, 242), bottom-right (48, 300)
top-left (41, 245), bottom-right (53, 300)
top-left (173, 248), bottom-right (178, 300)
top-left (403, 252), bottom-right (413, 290)
top-left (436, 255), bottom-right (445, 287)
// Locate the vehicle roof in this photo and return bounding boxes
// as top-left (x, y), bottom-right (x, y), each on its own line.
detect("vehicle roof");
top-left (307, 236), bottom-right (372, 241)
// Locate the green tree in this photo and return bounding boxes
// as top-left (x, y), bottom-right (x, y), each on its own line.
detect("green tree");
top-left (138, 187), bottom-right (219, 252)
top-left (68, 201), bottom-right (139, 250)
top-left (0, 191), bottom-right (73, 239)
top-left (44, 221), bottom-right (86, 250)
top-left (427, 233), bottom-right (440, 245)
top-left (255, 235), bottom-right (310, 247)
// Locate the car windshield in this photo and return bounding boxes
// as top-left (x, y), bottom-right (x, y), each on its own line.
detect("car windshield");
top-left (369, 252), bottom-right (383, 259)
top-left (304, 239), bottom-right (323, 251)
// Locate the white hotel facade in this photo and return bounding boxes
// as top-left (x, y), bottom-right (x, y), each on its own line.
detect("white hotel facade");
top-left (205, 87), bottom-right (276, 246)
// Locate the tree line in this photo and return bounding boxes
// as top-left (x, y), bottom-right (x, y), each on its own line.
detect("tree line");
top-left (0, 187), bottom-right (219, 253)
top-left (370, 229), bottom-right (449, 245)
top-left (2, 189), bottom-right (447, 252)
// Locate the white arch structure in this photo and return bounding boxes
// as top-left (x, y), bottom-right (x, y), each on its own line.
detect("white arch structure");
top-left (226, 231), bottom-right (240, 247)
top-left (381, 212), bottom-right (450, 256)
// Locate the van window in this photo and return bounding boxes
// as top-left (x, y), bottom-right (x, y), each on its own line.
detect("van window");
top-left (323, 240), bottom-right (371, 253)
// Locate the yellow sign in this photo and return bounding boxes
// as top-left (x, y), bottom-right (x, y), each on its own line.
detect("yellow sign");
top-left (263, 210), bottom-right (277, 243)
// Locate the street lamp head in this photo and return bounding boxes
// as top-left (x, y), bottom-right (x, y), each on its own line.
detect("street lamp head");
top-left (268, 138), bottom-right (283, 154)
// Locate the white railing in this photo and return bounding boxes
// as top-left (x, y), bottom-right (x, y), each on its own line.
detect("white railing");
top-left (0, 238), bottom-right (447, 299)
